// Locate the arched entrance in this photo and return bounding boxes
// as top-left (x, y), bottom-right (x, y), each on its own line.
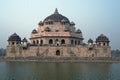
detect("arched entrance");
top-left (61, 39), bottom-right (65, 44)
top-left (37, 40), bottom-right (39, 44)
top-left (71, 40), bottom-right (74, 44)
top-left (40, 40), bottom-right (43, 45)
top-left (56, 50), bottom-right (60, 56)
top-left (33, 40), bottom-right (35, 45)
top-left (92, 54), bottom-right (94, 57)
top-left (49, 39), bottom-right (53, 44)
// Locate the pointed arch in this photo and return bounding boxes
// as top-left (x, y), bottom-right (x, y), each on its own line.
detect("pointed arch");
top-left (33, 40), bottom-right (35, 45)
top-left (45, 27), bottom-right (51, 32)
top-left (61, 39), bottom-right (65, 44)
top-left (40, 40), bottom-right (43, 45)
top-left (56, 50), bottom-right (60, 56)
top-left (49, 39), bottom-right (53, 44)
top-left (71, 40), bottom-right (74, 45)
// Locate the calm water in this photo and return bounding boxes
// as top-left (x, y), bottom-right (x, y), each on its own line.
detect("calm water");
top-left (0, 62), bottom-right (120, 80)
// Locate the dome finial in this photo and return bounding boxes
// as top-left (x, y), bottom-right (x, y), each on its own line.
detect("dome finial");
top-left (54, 8), bottom-right (59, 14)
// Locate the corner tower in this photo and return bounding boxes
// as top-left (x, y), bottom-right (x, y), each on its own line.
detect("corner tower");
top-left (7, 33), bottom-right (22, 57)
top-left (8, 33), bottom-right (21, 46)
top-left (96, 34), bottom-right (110, 46)
top-left (95, 34), bottom-right (111, 57)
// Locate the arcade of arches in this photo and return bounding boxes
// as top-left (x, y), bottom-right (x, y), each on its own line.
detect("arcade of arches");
top-left (32, 39), bottom-right (81, 46)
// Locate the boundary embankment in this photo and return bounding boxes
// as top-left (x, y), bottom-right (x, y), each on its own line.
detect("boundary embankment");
top-left (0, 57), bottom-right (120, 62)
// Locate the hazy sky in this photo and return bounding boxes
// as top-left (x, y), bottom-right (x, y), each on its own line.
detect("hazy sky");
top-left (0, 0), bottom-right (120, 49)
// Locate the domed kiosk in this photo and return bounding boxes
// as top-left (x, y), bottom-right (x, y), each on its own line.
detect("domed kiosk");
top-left (6, 9), bottom-right (111, 58)
top-left (8, 33), bottom-right (21, 45)
top-left (96, 34), bottom-right (110, 46)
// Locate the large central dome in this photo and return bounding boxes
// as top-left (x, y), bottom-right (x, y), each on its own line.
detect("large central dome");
top-left (43, 8), bottom-right (70, 24)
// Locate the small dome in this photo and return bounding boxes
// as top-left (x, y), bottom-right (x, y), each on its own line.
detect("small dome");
top-left (96, 34), bottom-right (109, 42)
top-left (76, 29), bottom-right (82, 34)
top-left (22, 38), bottom-right (28, 42)
top-left (70, 21), bottom-right (75, 25)
top-left (38, 21), bottom-right (43, 26)
top-left (61, 19), bottom-right (67, 22)
top-left (32, 29), bottom-right (38, 34)
top-left (88, 38), bottom-right (93, 43)
top-left (43, 8), bottom-right (70, 24)
top-left (45, 27), bottom-right (51, 32)
top-left (8, 33), bottom-right (21, 41)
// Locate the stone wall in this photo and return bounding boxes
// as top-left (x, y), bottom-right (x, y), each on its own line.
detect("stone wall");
top-left (6, 44), bottom-right (111, 58)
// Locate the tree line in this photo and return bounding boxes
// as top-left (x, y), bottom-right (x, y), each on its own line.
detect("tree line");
top-left (0, 48), bottom-right (6, 56)
top-left (112, 49), bottom-right (120, 57)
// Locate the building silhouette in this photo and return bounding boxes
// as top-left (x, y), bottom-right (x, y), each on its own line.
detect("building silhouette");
top-left (6, 9), bottom-right (111, 58)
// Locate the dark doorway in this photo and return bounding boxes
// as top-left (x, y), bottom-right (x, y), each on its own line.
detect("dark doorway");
top-left (57, 44), bottom-right (59, 46)
top-left (75, 40), bottom-right (77, 45)
top-left (92, 54), bottom-right (94, 57)
top-left (49, 39), bottom-right (53, 44)
top-left (103, 43), bottom-right (106, 46)
top-left (71, 40), bottom-right (73, 44)
top-left (37, 40), bottom-right (39, 44)
top-left (33, 41), bottom-right (35, 45)
top-left (61, 39), bottom-right (65, 44)
top-left (40, 40), bottom-right (43, 45)
top-left (56, 50), bottom-right (60, 56)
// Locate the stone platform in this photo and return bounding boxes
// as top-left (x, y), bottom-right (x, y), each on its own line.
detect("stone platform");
top-left (0, 57), bottom-right (120, 62)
